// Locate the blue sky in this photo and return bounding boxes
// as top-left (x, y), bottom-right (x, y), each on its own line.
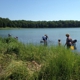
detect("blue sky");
top-left (0, 0), bottom-right (80, 21)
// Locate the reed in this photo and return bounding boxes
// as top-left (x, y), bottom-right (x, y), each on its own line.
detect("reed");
top-left (0, 37), bottom-right (80, 80)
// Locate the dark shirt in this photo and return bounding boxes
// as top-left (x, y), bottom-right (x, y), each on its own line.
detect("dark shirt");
top-left (66, 37), bottom-right (72, 48)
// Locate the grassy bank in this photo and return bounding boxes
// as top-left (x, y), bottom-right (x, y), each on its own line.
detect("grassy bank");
top-left (0, 37), bottom-right (80, 80)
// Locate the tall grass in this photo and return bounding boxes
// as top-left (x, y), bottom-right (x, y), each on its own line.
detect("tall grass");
top-left (0, 37), bottom-right (80, 80)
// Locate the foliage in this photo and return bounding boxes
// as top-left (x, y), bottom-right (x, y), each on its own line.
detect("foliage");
top-left (0, 17), bottom-right (80, 28)
top-left (0, 37), bottom-right (80, 80)
top-left (0, 60), bottom-right (29, 80)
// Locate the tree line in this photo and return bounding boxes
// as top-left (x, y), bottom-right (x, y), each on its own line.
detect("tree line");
top-left (0, 17), bottom-right (80, 28)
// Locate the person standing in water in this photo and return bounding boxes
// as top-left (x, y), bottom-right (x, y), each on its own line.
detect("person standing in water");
top-left (65, 34), bottom-right (72, 49)
top-left (58, 39), bottom-right (61, 46)
top-left (72, 39), bottom-right (77, 50)
top-left (42, 34), bottom-right (48, 46)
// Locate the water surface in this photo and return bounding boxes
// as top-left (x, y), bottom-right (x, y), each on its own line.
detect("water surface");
top-left (0, 28), bottom-right (80, 52)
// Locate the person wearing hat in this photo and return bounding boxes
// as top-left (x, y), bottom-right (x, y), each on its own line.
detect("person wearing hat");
top-left (65, 34), bottom-right (72, 49)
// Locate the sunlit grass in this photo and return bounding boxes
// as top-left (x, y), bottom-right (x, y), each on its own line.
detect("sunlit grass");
top-left (0, 37), bottom-right (80, 80)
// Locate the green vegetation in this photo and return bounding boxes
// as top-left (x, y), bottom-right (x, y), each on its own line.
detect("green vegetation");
top-left (0, 37), bottom-right (80, 80)
top-left (0, 17), bottom-right (80, 28)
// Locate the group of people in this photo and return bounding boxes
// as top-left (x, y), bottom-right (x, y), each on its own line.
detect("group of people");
top-left (8, 34), bottom-right (18, 40)
top-left (41, 34), bottom-right (77, 50)
top-left (58, 34), bottom-right (77, 50)
top-left (65, 34), bottom-right (77, 50)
